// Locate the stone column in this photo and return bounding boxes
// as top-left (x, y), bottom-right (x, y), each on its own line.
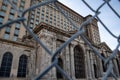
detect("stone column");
top-left (70, 44), bottom-right (75, 79)
top-left (65, 45), bottom-right (71, 76)
top-left (35, 45), bottom-right (41, 75)
top-left (38, 34), bottom-right (52, 79)
top-left (87, 49), bottom-right (92, 79)
top-left (113, 59), bottom-right (119, 77)
top-left (96, 56), bottom-right (103, 77)
top-left (50, 37), bottom-right (57, 80)
top-left (90, 52), bottom-right (95, 79)
top-left (10, 54), bottom-right (19, 77)
top-left (28, 50), bottom-right (36, 79)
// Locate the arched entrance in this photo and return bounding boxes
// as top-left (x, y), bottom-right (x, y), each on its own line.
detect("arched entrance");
top-left (56, 57), bottom-right (63, 79)
top-left (74, 45), bottom-right (85, 78)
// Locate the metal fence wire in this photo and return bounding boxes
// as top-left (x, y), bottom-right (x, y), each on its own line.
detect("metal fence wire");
top-left (0, 0), bottom-right (120, 80)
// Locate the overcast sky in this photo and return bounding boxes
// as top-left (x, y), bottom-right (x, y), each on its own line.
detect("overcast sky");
top-left (58, 0), bottom-right (120, 50)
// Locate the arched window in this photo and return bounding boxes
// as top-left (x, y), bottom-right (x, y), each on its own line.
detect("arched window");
top-left (74, 45), bottom-right (85, 78)
top-left (17, 55), bottom-right (28, 77)
top-left (116, 59), bottom-right (120, 75)
top-left (93, 64), bottom-right (98, 78)
top-left (56, 57), bottom-right (63, 79)
top-left (101, 54), bottom-right (106, 72)
top-left (0, 52), bottom-right (13, 77)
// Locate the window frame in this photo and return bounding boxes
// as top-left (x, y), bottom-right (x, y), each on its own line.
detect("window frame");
top-left (0, 52), bottom-right (13, 77)
top-left (17, 55), bottom-right (28, 77)
top-left (74, 45), bottom-right (86, 78)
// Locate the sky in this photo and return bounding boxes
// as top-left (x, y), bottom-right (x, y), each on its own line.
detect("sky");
top-left (58, 0), bottom-right (120, 50)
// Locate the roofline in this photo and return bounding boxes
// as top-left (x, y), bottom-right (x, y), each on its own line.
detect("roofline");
top-left (28, 22), bottom-right (75, 38)
top-left (99, 42), bottom-right (112, 52)
top-left (56, 1), bottom-right (84, 18)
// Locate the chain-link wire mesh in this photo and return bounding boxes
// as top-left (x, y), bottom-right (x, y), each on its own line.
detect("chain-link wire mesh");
top-left (0, 0), bottom-right (120, 80)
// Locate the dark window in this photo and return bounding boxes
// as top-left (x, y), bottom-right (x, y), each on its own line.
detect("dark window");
top-left (101, 54), bottom-right (106, 72)
top-left (56, 58), bottom-right (63, 79)
top-left (93, 64), bottom-right (98, 78)
top-left (116, 59), bottom-right (120, 75)
top-left (0, 52), bottom-right (13, 77)
top-left (74, 45), bottom-right (85, 78)
top-left (17, 55), bottom-right (27, 77)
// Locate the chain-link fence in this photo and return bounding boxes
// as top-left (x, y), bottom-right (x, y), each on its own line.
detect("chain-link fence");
top-left (0, 0), bottom-right (120, 80)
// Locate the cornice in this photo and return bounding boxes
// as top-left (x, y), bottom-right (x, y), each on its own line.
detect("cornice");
top-left (0, 38), bottom-right (34, 48)
top-left (32, 22), bottom-right (75, 37)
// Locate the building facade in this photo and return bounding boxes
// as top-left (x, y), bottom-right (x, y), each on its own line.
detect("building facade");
top-left (0, 0), bottom-right (120, 80)
top-left (0, 0), bottom-right (30, 41)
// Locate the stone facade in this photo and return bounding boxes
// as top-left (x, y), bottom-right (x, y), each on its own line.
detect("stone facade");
top-left (0, 22), bottom-right (120, 80)
top-left (0, 0), bottom-right (120, 80)
top-left (0, 38), bottom-right (36, 80)
top-left (0, 0), bottom-right (31, 40)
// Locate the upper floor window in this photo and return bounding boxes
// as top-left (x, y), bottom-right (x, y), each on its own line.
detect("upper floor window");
top-left (19, 6), bottom-right (24, 11)
top-left (0, 12), bottom-right (5, 17)
top-left (14, 29), bottom-right (19, 36)
top-left (15, 23), bottom-right (20, 29)
top-left (2, 1), bottom-right (7, 5)
top-left (10, 8), bottom-right (15, 14)
top-left (1, 5), bottom-right (7, 11)
top-left (5, 27), bottom-right (11, 33)
top-left (0, 17), bottom-right (4, 25)
top-left (13, 35), bottom-right (18, 41)
top-left (20, 1), bottom-right (25, 7)
top-left (3, 33), bottom-right (10, 39)
top-left (12, 0), bottom-right (18, 3)
top-left (9, 14), bottom-right (14, 20)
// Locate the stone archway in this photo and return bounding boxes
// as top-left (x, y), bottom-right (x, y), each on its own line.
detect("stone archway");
top-left (74, 45), bottom-right (85, 79)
